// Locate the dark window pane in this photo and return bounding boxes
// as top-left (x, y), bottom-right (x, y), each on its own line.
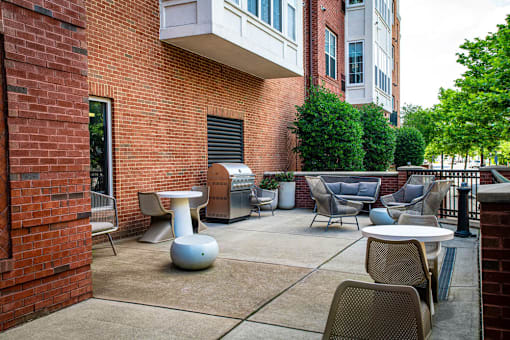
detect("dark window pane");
top-left (326, 56), bottom-right (330, 77)
top-left (89, 100), bottom-right (108, 194)
top-left (248, 0), bottom-right (258, 16)
top-left (273, 0), bottom-right (282, 31)
top-left (261, 0), bottom-right (270, 24)
top-left (331, 57), bottom-right (336, 79)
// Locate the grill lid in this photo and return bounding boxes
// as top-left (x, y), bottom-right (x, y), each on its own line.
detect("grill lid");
top-left (215, 163), bottom-right (254, 176)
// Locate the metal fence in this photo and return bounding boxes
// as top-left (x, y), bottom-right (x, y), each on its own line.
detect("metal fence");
top-left (406, 169), bottom-right (480, 220)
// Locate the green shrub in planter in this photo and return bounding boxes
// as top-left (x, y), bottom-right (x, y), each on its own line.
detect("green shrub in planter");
top-left (275, 172), bottom-right (295, 182)
top-left (359, 104), bottom-right (396, 171)
top-left (292, 85), bottom-right (364, 171)
top-left (259, 178), bottom-right (279, 190)
top-left (394, 127), bottom-right (426, 167)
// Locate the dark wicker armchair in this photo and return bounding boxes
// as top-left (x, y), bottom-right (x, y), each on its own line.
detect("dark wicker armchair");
top-left (305, 176), bottom-right (363, 230)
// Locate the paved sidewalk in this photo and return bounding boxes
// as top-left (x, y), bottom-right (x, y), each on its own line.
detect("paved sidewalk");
top-left (1, 209), bottom-right (480, 339)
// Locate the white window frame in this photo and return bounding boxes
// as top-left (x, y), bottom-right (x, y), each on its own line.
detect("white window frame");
top-left (240, 0), bottom-right (296, 37)
top-left (347, 0), bottom-right (364, 7)
top-left (286, 0), bottom-right (296, 41)
top-left (348, 40), bottom-right (364, 85)
top-left (89, 96), bottom-right (113, 196)
top-left (325, 28), bottom-right (337, 80)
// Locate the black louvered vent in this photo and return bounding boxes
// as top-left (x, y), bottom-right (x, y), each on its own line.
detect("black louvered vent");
top-left (207, 116), bottom-right (244, 167)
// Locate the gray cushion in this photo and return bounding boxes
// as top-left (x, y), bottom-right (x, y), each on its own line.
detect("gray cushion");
top-left (251, 196), bottom-right (273, 205)
top-left (335, 195), bottom-right (374, 202)
top-left (358, 182), bottom-right (378, 197)
top-left (404, 184), bottom-right (424, 203)
top-left (91, 221), bottom-right (114, 233)
top-left (340, 182), bottom-right (359, 195)
top-left (326, 182), bottom-right (342, 194)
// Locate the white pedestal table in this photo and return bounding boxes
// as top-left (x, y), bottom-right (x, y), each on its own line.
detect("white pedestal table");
top-left (158, 191), bottom-right (202, 238)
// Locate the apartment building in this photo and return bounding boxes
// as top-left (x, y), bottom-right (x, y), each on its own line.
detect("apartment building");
top-left (344, 0), bottom-right (400, 125)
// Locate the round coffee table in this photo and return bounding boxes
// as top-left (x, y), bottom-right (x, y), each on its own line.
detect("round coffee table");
top-left (170, 235), bottom-right (219, 270)
top-left (362, 225), bottom-right (454, 242)
top-left (158, 191), bottom-right (202, 237)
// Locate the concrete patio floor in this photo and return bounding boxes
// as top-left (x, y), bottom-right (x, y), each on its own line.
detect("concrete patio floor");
top-left (1, 209), bottom-right (481, 339)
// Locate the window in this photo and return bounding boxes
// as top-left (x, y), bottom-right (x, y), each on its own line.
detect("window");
top-left (375, 65), bottom-right (378, 87)
top-left (89, 98), bottom-right (113, 195)
top-left (261, 0), bottom-right (271, 24)
top-left (325, 28), bottom-right (337, 79)
top-left (229, 0), bottom-right (240, 5)
top-left (287, 0), bottom-right (296, 40)
top-left (248, 0), bottom-right (258, 16)
top-left (349, 0), bottom-right (363, 4)
top-left (273, 0), bottom-right (282, 31)
top-left (348, 42), bottom-right (363, 84)
top-left (207, 116), bottom-right (244, 166)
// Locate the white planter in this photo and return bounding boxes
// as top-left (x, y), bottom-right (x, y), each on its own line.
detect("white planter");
top-left (260, 189), bottom-right (278, 210)
top-left (278, 182), bottom-right (296, 209)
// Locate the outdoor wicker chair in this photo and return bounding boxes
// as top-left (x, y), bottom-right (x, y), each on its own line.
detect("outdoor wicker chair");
top-left (398, 214), bottom-right (441, 301)
top-left (305, 176), bottom-right (363, 230)
top-left (491, 169), bottom-right (510, 183)
top-left (250, 185), bottom-right (276, 218)
top-left (385, 179), bottom-right (452, 221)
top-left (381, 174), bottom-right (435, 209)
top-left (323, 279), bottom-right (431, 340)
top-left (91, 191), bottom-right (119, 255)
top-left (189, 185), bottom-right (209, 233)
top-left (138, 192), bottom-right (175, 243)
top-left (365, 237), bottom-right (433, 320)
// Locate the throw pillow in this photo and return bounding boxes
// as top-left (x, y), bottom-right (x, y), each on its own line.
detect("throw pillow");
top-left (358, 182), bottom-right (378, 197)
top-left (403, 184), bottom-right (424, 203)
top-left (341, 182), bottom-right (359, 195)
top-left (325, 182), bottom-right (342, 194)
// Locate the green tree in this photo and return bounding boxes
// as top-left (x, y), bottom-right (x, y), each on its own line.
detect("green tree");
top-left (401, 104), bottom-right (437, 146)
top-left (292, 85), bottom-right (364, 171)
top-left (359, 104), bottom-right (396, 171)
top-left (455, 15), bottom-right (510, 139)
top-left (394, 127), bottom-right (426, 167)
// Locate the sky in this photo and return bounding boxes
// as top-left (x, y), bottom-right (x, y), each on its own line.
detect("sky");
top-left (400, 0), bottom-right (510, 109)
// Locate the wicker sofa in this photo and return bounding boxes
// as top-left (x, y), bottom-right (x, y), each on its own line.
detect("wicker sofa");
top-left (320, 175), bottom-right (381, 211)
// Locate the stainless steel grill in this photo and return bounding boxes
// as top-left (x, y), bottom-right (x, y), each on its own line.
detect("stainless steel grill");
top-left (207, 163), bottom-right (255, 222)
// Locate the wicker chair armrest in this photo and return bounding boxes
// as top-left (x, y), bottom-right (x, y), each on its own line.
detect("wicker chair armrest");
top-left (380, 194), bottom-right (396, 206)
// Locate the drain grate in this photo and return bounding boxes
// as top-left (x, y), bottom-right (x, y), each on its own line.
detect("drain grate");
top-left (438, 247), bottom-right (456, 301)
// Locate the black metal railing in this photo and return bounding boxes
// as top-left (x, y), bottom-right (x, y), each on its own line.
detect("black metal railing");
top-left (406, 169), bottom-right (480, 220)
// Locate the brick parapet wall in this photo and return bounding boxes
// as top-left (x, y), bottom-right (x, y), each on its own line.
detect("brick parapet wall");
top-left (480, 166), bottom-right (510, 185)
top-left (0, 0), bottom-right (92, 330)
top-left (478, 184), bottom-right (510, 339)
top-left (264, 171), bottom-right (399, 209)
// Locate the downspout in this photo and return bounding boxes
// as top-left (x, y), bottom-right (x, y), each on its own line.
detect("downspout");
top-left (309, 0), bottom-right (313, 89)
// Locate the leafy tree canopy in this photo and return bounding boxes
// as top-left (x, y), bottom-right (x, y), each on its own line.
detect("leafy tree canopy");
top-left (401, 104), bottom-right (437, 146)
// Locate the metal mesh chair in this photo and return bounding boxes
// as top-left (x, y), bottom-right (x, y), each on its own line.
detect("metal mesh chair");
top-left (138, 192), bottom-right (175, 243)
top-left (365, 237), bottom-right (433, 317)
top-left (323, 280), bottom-right (431, 340)
top-left (381, 175), bottom-right (435, 208)
top-left (91, 192), bottom-right (119, 255)
top-left (385, 180), bottom-right (452, 221)
top-left (398, 214), bottom-right (441, 301)
top-left (190, 185), bottom-right (209, 233)
top-left (250, 185), bottom-right (276, 218)
top-left (305, 176), bottom-right (363, 230)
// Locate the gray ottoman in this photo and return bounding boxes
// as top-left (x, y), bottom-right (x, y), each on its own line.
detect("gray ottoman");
top-left (170, 235), bottom-right (219, 270)
top-left (369, 208), bottom-right (395, 225)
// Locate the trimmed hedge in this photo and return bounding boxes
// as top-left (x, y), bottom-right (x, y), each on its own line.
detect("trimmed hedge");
top-left (394, 127), bottom-right (426, 167)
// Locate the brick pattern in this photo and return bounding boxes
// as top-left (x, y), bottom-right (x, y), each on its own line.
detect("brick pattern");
top-left (0, 0), bottom-right (92, 331)
top-left (304, 0), bottom-right (345, 97)
top-left (266, 173), bottom-right (400, 209)
top-left (0, 33), bottom-right (9, 260)
top-left (87, 0), bottom-right (305, 239)
top-left (480, 201), bottom-right (510, 339)
top-left (480, 169), bottom-right (510, 185)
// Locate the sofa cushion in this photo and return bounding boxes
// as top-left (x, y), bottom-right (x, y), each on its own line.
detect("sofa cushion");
top-left (358, 182), bottom-right (378, 197)
top-left (403, 184), bottom-right (424, 203)
top-left (325, 182), bottom-right (342, 194)
top-left (340, 182), bottom-right (359, 195)
top-left (336, 195), bottom-right (374, 202)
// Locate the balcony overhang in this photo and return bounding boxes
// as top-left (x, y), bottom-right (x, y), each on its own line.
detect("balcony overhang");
top-left (160, 0), bottom-right (303, 79)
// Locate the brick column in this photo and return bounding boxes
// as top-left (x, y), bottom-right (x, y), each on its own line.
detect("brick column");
top-left (477, 183), bottom-right (510, 339)
top-left (0, 1), bottom-right (92, 330)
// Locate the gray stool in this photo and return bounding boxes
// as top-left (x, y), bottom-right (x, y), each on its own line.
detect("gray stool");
top-left (369, 208), bottom-right (395, 225)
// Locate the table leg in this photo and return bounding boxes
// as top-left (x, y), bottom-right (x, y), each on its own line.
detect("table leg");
top-left (172, 197), bottom-right (193, 237)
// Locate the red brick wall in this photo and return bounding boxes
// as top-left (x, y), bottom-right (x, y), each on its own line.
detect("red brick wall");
top-left (86, 0), bottom-right (305, 238)
top-left (0, 31), bottom-right (9, 261)
top-left (304, 0), bottom-right (345, 97)
top-left (266, 172), bottom-right (399, 208)
top-left (480, 201), bottom-right (510, 339)
top-left (480, 168), bottom-right (510, 185)
top-left (0, 0), bottom-right (92, 330)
